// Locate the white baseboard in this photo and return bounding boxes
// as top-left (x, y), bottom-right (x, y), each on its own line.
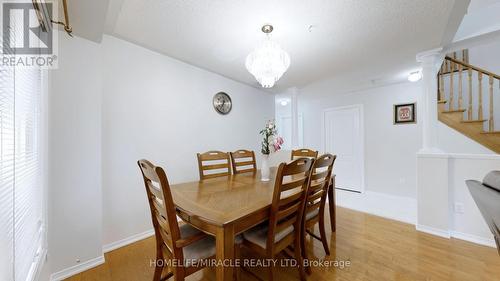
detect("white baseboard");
top-left (416, 224), bottom-right (451, 238)
top-left (29, 248), bottom-right (47, 281)
top-left (335, 189), bottom-right (496, 248)
top-left (103, 229), bottom-right (155, 253)
top-left (335, 189), bottom-right (417, 225)
top-left (50, 255), bottom-right (105, 281)
top-left (451, 231), bottom-right (496, 247)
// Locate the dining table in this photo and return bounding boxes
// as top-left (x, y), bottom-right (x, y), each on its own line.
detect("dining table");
top-left (170, 168), bottom-right (336, 281)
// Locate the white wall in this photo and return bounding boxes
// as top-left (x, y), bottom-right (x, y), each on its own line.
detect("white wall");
top-left (469, 39), bottom-right (500, 74)
top-left (299, 81), bottom-right (423, 198)
top-left (101, 36), bottom-right (274, 246)
top-left (417, 153), bottom-right (498, 246)
top-left (467, 39), bottom-right (500, 131)
top-left (42, 34), bottom-right (274, 279)
top-left (299, 78), bottom-right (496, 199)
top-left (47, 33), bottom-right (103, 275)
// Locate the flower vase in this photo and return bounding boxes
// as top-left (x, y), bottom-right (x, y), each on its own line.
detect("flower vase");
top-left (261, 154), bottom-right (271, 181)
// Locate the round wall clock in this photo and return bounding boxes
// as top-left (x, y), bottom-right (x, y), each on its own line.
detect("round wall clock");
top-left (213, 92), bottom-right (232, 115)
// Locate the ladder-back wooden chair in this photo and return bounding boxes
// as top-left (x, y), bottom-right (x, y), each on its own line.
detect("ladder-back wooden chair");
top-left (138, 159), bottom-right (216, 281)
top-left (291, 148), bottom-right (318, 160)
top-left (301, 154), bottom-right (336, 273)
top-left (230, 149), bottom-right (257, 174)
top-left (197, 151), bottom-right (231, 180)
top-left (241, 158), bottom-right (314, 281)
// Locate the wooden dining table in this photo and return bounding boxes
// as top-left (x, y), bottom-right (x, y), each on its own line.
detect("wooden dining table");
top-left (170, 169), bottom-right (336, 281)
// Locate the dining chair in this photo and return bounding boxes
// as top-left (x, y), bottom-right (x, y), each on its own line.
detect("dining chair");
top-left (196, 151), bottom-right (231, 180)
top-left (241, 157), bottom-right (314, 281)
top-left (138, 159), bottom-right (216, 281)
top-left (301, 154), bottom-right (336, 274)
top-left (291, 148), bottom-right (318, 160)
top-left (230, 149), bottom-right (257, 174)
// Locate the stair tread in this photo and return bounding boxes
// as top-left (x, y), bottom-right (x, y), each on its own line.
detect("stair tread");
top-left (442, 109), bottom-right (466, 113)
top-left (461, 119), bottom-right (487, 123)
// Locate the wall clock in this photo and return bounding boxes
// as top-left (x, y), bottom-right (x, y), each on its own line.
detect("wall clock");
top-left (213, 92), bottom-right (232, 115)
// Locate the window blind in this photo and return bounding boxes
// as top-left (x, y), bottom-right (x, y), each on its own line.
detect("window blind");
top-left (0, 8), bottom-right (44, 281)
top-left (0, 34), bottom-right (16, 281)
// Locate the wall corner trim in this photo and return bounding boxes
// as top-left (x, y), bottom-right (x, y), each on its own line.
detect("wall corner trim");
top-left (450, 231), bottom-right (496, 248)
top-left (103, 229), bottom-right (155, 253)
top-left (50, 255), bottom-right (105, 281)
top-left (416, 224), bottom-right (451, 238)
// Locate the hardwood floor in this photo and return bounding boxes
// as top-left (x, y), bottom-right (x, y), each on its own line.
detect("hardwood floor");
top-left (66, 207), bottom-right (500, 281)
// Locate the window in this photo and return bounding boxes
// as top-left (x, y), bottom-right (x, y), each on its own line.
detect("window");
top-left (0, 19), bottom-right (44, 281)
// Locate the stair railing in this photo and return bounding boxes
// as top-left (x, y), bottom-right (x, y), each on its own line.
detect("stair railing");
top-left (438, 55), bottom-right (500, 132)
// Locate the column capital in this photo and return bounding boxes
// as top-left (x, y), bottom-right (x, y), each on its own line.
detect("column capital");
top-left (416, 47), bottom-right (444, 64)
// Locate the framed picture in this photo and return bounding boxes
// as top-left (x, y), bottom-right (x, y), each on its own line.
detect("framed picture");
top-left (394, 103), bottom-right (416, 124)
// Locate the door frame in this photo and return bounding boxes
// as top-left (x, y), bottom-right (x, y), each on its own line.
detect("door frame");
top-left (322, 104), bottom-right (365, 193)
top-left (276, 113), bottom-right (303, 150)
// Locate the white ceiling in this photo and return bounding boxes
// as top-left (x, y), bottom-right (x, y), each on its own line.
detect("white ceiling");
top-left (454, 0), bottom-right (500, 42)
top-left (103, 0), bottom-right (461, 91)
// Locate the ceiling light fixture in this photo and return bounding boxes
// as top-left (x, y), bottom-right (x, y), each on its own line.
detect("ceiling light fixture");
top-left (408, 71), bottom-right (422, 82)
top-left (245, 25), bottom-right (290, 88)
top-left (280, 100), bottom-right (289, 106)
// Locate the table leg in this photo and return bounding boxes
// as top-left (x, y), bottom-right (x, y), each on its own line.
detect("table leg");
top-left (215, 224), bottom-right (234, 281)
top-left (328, 176), bottom-right (336, 232)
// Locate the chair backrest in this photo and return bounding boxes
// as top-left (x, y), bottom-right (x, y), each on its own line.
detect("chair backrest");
top-left (267, 157), bottom-right (314, 251)
top-left (138, 159), bottom-right (181, 255)
top-left (291, 148), bottom-right (318, 160)
top-left (304, 154), bottom-right (336, 222)
top-left (230, 149), bottom-right (257, 174)
top-left (197, 151), bottom-right (231, 180)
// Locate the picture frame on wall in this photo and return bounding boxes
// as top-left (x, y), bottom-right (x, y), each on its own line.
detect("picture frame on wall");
top-left (394, 103), bottom-right (416, 124)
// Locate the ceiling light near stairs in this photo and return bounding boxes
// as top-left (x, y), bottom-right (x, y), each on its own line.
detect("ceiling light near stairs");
top-left (408, 71), bottom-right (422, 82)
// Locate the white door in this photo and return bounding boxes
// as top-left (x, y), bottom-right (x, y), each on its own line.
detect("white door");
top-left (324, 105), bottom-right (364, 193)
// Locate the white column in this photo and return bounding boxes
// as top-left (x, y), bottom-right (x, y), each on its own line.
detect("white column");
top-left (290, 87), bottom-right (299, 149)
top-left (416, 48), bottom-right (443, 152)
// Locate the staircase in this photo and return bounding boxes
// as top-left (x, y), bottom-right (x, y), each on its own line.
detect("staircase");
top-left (437, 50), bottom-right (500, 153)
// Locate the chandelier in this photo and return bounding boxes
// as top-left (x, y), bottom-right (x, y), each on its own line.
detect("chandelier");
top-left (245, 25), bottom-right (291, 88)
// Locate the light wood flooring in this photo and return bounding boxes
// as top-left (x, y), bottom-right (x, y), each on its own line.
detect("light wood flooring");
top-left (66, 207), bottom-right (500, 281)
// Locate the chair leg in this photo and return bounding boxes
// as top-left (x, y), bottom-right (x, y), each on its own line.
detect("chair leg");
top-left (234, 244), bottom-right (241, 281)
top-left (294, 236), bottom-right (307, 281)
top-left (153, 247), bottom-right (164, 281)
top-left (301, 224), bottom-right (311, 275)
top-left (268, 261), bottom-right (275, 281)
top-left (172, 268), bottom-right (185, 281)
top-left (153, 264), bottom-right (162, 281)
top-left (319, 214), bottom-right (330, 255)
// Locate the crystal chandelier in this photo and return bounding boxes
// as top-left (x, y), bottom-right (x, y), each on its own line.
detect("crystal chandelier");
top-left (245, 25), bottom-right (291, 88)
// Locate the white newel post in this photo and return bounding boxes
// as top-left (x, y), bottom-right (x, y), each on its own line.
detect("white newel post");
top-left (416, 48), bottom-right (443, 152)
top-left (415, 48), bottom-right (451, 238)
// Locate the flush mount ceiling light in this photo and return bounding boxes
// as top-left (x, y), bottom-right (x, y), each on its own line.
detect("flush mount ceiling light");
top-left (279, 99), bottom-right (290, 106)
top-left (408, 71), bottom-right (422, 82)
top-left (245, 25), bottom-right (291, 88)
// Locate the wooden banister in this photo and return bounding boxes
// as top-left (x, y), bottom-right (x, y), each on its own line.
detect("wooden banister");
top-left (445, 56), bottom-right (500, 80)
top-left (439, 53), bottom-right (500, 132)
